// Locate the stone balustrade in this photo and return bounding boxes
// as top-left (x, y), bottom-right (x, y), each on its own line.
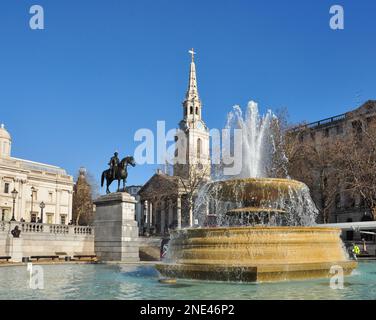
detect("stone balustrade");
top-left (0, 221), bottom-right (94, 236)
top-left (0, 221), bottom-right (95, 262)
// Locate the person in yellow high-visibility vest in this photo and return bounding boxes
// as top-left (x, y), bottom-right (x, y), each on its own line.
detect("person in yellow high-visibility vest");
top-left (352, 243), bottom-right (361, 260)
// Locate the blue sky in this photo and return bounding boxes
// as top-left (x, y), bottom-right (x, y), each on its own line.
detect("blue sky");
top-left (1, 0), bottom-right (375, 191)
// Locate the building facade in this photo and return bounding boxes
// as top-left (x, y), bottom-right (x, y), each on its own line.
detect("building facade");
top-left (290, 100), bottom-right (376, 224)
top-left (0, 124), bottom-right (74, 224)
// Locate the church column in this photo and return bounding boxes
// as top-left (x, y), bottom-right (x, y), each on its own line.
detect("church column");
top-left (152, 201), bottom-right (157, 234)
top-left (168, 199), bottom-right (173, 230)
top-left (177, 196), bottom-right (182, 229)
top-left (147, 201), bottom-right (152, 234)
top-left (160, 200), bottom-right (166, 235)
top-left (143, 200), bottom-right (148, 235)
top-left (189, 206), bottom-right (193, 227)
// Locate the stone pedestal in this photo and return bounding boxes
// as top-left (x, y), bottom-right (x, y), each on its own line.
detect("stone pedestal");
top-left (7, 237), bottom-right (23, 262)
top-left (94, 192), bottom-right (140, 262)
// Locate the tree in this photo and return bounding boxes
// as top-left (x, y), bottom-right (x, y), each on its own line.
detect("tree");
top-left (178, 164), bottom-right (211, 226)
top-left (334, 126), bottom-right (376, 220)
top-left (285, 129), bottom-right (341, 223)
top-left (72, 168), bottom-right (96, 225)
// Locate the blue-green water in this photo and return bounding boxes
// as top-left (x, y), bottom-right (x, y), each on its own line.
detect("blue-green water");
top-left (0, 262), bottom-right (375, 300)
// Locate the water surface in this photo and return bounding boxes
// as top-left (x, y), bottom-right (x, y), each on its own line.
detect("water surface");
top-left (0, 262), bottom-right (375, 300)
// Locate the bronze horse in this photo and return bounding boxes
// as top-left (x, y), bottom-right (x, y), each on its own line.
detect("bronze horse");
top-left (101, 156), bottom-right (136, 194)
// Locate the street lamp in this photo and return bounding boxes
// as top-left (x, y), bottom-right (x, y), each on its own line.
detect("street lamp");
top-left (39, 202), bottom-right (45, 224)
top-left (30, 186), bottom-right (35, 222)
top-left (11, 188), bottom-right (18, 222)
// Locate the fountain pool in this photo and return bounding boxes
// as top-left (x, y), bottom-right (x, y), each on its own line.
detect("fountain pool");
top-left (157, 101), bottom-right (357, 282)
top-left (0, 263), bottom-right (374, 300)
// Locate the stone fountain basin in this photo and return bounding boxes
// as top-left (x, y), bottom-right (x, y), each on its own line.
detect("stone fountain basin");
top-left (208, 178), bottom-right (306, 204)
top-left (156, 226), bottom-right (357, 283)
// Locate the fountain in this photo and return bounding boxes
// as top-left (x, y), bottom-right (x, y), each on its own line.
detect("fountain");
top-left (156, 101), bottom-right (357, 282)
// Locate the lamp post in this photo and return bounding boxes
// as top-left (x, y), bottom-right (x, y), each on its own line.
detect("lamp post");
top-left (30, 186), bottom-right (35, 222)
top-left (11, 188), bottom-right (18, 222)
top-left (39, 202), bottom-right (45, 224)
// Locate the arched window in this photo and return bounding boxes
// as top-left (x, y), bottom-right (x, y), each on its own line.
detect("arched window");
top-left (197, 138), bottom-right (202, 159)
top-left (195, 107), bottom-right (198, 115)
top-left (190, 106), bottom-right (193, 115)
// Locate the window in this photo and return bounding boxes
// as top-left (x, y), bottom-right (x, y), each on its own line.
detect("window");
top-left (47, 214), bottom-right (53, 224)
top-left (197, 138), bottom-right (202, 158)
top-left (352, 120), bottom-right (363, 135)
top-left (30, 213), bottom-right (37, 223)
top-left (195, 107), bottom-right (198, 115)
top-left (48, 192), bottom-right (53, 203)
top-left (190, 106), bottom-right (193, 114)
top-left (60, 215), bottom-right (66, 225)
top-left (1, 209), bottom-right (10, 221)
top-left (335, 194), bottom-right (341, 209)
top-left (4, 183), bottom-right (9, 194)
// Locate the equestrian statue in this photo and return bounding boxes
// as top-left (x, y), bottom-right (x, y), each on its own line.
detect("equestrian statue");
top-left (101, 151), bottom-right (136, 194)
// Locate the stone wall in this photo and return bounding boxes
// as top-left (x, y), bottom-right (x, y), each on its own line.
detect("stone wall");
top-left (0, 221), bottom-right (94, 262)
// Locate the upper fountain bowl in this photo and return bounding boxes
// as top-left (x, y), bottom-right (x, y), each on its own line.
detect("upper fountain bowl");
top-left (208, 178), bottom-right (307, 204)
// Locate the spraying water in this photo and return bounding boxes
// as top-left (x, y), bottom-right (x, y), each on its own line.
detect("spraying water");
top-left (193, 100), bottom-right (319, 227)
top-left (224, 101), bottom-right (275, 178)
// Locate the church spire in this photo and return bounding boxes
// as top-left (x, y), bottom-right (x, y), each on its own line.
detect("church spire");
top-left (183, 48), bottom-right (202, 120)
top-left (185, 48), bottom-right (199, 101)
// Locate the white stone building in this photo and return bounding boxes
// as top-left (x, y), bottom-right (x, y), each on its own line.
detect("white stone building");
top-left (0, 124), bottom-right (73, 224)
top-left (138, 50), bottom-right (211, 235)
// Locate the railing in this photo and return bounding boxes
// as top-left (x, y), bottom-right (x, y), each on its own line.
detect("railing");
top-left (21, 223), bottom-right (44, 233)
top-left (49, 224), bottom-right (69, 234)
top-left (73, 226), bottom-right (93, 235)
top-left (0, 221), bottom-right (94, 236)
top-left (291, 113), bottom-right (347, 132)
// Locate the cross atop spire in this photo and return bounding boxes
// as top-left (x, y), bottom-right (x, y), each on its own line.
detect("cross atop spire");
top-left (188, 48), bottom-right (196, 62)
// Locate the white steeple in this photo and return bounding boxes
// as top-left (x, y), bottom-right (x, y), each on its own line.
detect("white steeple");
top-left (174, 49), bottom-right (211, 180)
top-left (183, 48), bottom-right (202, 121)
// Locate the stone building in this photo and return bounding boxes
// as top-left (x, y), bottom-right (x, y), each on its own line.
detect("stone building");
top-left (290, 100), bottom-right (376, 224)
top-left (0, 124), bottom-right (73, 224)
top-left (138, 51), bottom-right (211, 236)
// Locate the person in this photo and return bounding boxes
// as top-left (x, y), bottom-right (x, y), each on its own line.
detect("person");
top-left (108, 151), bottom-right (120, 179)
top-left (352, 243), bottom-right (360, 260)
top-left (160, 237), bottom-right (170, 260)
top-left (362, 238), bottom-right (368, 253)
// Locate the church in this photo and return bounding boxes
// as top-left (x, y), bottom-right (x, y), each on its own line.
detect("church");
top-left (138, 50), bottom-right (211, 235)
top-left (0, 124), bottom-right (74, 224)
